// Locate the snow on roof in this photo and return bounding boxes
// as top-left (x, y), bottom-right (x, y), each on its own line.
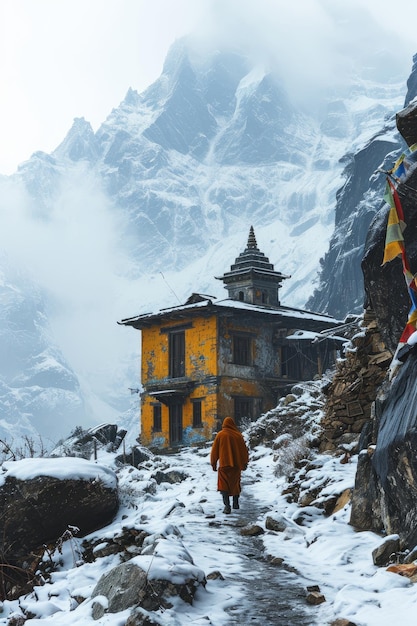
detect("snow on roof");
top-left (287, 329), bottom-right (348, 343)
top-left (149, 389), bottom-right (181, 395)
top-left (120, 297), bottom-right (341, 326)
top-left (287, 330), bottom-right (322, 340)
top-left (0, 457), bottom-right (117, 489)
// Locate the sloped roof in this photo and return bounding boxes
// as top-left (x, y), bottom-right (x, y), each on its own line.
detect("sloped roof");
top-left (119, 296), bottom-right (341, 330)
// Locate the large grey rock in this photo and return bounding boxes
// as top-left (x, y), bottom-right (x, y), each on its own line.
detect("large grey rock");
top-left (349, 449), bottom-right (383, 534)
top-left (51, 423), bottom-right (127, 459)
top-left (372, 355), bottom-right (417, 541)
top-left (91, 563), bottom-right (148, 619)
top-left (91, 554), bottom-right (205, 619)
top-left (372, 535), bottom-right (400, 566)
top-left (350, 351), bottom-right (417, 547)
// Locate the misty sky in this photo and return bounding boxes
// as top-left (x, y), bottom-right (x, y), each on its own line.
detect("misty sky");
top-left (1, 0), bottom-right (417, 175)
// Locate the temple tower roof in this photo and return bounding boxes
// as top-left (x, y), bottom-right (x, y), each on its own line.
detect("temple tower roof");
top-left (216, 226), bottom-right (290, 306)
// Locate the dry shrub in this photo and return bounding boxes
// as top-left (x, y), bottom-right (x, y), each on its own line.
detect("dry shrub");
top-left (273, 435), bottom-right (313, 479)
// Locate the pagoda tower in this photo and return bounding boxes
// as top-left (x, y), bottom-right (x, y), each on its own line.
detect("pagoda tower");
top-left (216, 226), bottom-right (289, 306)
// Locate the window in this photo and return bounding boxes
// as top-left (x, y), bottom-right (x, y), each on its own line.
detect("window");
top-left (152, 404), bottom-right (162, 431)
top-left (192, 399), bottom-right (203, 428)
top-left (238, 291), bottom-right (245, 301)
top-left (234, 397), bottom-right (253, 423)
top-left (169, 331), bottom-right (185, 378)
top-left (233, 334), bottom-right (252, 365)
top-left (280, 344), bottom-right (300, 378)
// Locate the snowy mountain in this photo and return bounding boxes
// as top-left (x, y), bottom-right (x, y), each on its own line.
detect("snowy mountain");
top-left (0, 38), bottom-right (413, 444)
top-left (0, 257), bottom-right (86, 446)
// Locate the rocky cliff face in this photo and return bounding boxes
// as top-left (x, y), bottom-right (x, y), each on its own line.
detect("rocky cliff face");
top-left (350, 92), bottom-right (417, 549)
top-left (350, 354), bottom-right (417, 544)
top-left (306, 131), bottom-right (402, 319)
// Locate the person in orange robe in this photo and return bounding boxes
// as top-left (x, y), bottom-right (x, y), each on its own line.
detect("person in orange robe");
top-left (210, 417), bottom-right (249, 514)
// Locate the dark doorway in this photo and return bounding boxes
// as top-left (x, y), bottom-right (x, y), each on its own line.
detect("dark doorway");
top-left (169, 403), bottom-right (183, 445)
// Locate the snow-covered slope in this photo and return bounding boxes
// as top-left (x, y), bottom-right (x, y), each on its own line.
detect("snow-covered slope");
top-left (0, 38), bottom-right (413, 443)
top-left (2, 386), bottom-right (416, 625)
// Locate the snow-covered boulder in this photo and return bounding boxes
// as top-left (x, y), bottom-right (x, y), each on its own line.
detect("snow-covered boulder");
top-left (0, 457), bottom-right (118, 565)
top-left (91, 538), bottom-right (206, 619)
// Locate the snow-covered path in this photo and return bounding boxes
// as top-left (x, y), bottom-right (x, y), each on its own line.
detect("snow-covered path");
top-left (206, 492), bottom-right (316, 625)
top-left (0, 444), bottom-right (316, 626)
top-left (130, 445), bottom-right (317, 625)
top-left (170, 451), bottom-right (316, 625)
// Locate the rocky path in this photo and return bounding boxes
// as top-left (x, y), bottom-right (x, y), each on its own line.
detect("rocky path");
top-left (171, 449), bottom-right (318, 625)
top-left (206, 491), bottom-right (316, 625)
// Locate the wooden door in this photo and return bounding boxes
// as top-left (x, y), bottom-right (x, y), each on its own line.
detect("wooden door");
top-left (169, 403), bottom-right (183, 445)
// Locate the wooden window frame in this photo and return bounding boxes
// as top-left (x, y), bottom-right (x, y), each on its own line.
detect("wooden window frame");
top-left (234, 396), bottom-right (254, 422)
top-left (232, 334), bottom-right (252, 366)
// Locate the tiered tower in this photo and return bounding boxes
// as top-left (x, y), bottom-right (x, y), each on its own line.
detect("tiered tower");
top-left (216, 226), bottom-right (289, 306)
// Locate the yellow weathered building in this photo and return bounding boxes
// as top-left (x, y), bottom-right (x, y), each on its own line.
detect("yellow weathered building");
top-left (120, 227), bottom-right (342, 450)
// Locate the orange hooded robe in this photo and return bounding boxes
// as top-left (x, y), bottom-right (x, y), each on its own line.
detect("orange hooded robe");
top-left (210, 417), bottom-right (249, 495)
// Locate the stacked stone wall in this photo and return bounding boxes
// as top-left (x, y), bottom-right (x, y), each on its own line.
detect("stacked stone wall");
top-left (320, 309), bottom-right (391, 451)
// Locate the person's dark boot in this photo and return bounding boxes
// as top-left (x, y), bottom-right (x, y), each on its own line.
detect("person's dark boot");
top-left (232, 495), bottom-right (240, 510)
top-left (222, 492), bottom-right (231, 514)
